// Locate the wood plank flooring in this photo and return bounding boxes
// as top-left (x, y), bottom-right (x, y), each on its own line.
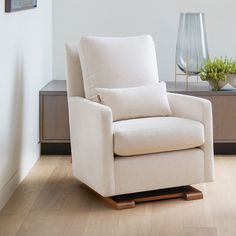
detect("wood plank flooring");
top-left (0, 155), bottom-right (236, 236)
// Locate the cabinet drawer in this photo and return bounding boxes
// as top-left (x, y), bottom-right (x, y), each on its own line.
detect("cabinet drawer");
top-left (40, 95), bottom-right (70, 142)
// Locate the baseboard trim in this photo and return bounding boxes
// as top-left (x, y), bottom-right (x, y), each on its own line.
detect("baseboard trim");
top-left (0, 155), bottom-right (39, 211)
top-left (0, 171), bottom-right (19, 211)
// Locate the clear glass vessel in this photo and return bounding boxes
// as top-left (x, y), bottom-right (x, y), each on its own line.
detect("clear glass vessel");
top-left (176, 13), bottom-right (209, 75)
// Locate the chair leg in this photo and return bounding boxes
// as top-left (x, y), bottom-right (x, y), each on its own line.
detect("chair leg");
top-left (182, 186), bottom-right (203, 200)
top-left (104, 197), bottom-right (135, 210)
top-left (103, 185), bottom-right (203, 210)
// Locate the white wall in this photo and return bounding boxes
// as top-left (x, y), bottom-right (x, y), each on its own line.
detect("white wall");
top-left (53, 0), bottom-right (236, 81)
top-left (0, 0), bottom-right (52, 209)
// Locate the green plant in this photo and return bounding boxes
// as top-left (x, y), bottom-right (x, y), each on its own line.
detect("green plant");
top-left (225, 57), bottom-right (236, 74)
top-left (200, 57), bottom-right (236, 91)
top-left (200, 58), bottom-right (228, 91)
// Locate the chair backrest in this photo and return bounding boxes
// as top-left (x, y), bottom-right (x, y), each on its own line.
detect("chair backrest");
top-left (66, 35), bottom-right (159, 99)
top-left (65, 43), bottom-right (85, 97)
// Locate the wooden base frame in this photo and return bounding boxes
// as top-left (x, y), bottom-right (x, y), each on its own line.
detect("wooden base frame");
top-left (104, 186), bottom-right (203, 210)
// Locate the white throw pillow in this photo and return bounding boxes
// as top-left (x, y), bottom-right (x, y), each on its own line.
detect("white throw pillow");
top-left (96, 82), bottom-right (171, 121)
top-left (78, 35), bottom-right (159, 100)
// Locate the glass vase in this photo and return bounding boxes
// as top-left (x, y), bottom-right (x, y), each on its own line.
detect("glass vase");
top-left (176, 13), bottom-right (209, 75)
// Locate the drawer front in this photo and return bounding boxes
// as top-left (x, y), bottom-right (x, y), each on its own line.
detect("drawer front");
top-left (40, 95), bottom-right (70, 142)
top-left (199, 95), bottom-right (236, 142)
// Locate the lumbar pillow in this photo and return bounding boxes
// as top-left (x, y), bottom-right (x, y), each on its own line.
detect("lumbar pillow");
top-left (78, 35), bottom-right (159, 100)
top-left (96, 82), bottom-right (171, 121)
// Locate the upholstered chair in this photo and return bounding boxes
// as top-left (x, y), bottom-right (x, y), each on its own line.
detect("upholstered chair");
top-left (65, 35), bottom-right (214, 209)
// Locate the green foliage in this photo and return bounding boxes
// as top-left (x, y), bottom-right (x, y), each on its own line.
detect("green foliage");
top-left (226, 57), bottom-right (236, 74)
top-left (200, 57), bottom-right (236, 91)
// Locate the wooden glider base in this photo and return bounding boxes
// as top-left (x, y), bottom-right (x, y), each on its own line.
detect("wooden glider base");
top-left (104, 185), bottom-right (203, 210)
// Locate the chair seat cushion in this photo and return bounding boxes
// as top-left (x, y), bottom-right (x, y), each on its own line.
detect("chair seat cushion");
top-left (113, 117), bottom-right (204, 156)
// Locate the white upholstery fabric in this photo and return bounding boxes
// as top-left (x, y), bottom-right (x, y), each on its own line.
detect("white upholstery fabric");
top-left (78, 35), bottom-right (159, 100)
top-left (168, 93), bottom-right (215, 182)
top-left (113, 117), bottom-right (204, 156)
top-left (66, 36), bottom-right (214, 197)
top-left (65, 43), bottom-right (85, 97)
top-left (96, 82), bottom-right (171, 121)
top-left (69, 94), bottom-right (214, 196)
top-left (68, 96), bottom-right (115, 196)
top-left (114, 148), bottom-right (204, 195)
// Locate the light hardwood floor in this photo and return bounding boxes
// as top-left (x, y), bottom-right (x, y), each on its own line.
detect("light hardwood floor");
top-left (0, 155), bottom-right (236, 236)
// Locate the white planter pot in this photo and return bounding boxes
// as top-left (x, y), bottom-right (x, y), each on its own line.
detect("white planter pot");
top-left (209, 80), bottom-right (228, 90)
top-left (227, 74), bottom-right (236, 88)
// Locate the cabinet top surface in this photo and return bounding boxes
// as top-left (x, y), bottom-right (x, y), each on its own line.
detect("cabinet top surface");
top-left (40, 80), bottom-right (236, 96)
top-left (166, 81), bottom-right (236, 95)
top-left (40, 80), bottom-right (67, 92)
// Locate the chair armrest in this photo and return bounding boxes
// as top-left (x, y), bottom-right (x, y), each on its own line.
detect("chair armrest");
top-left (167, 92), bottom-right (215, 182)
top-left (68, 96), bottom-right (115, 196)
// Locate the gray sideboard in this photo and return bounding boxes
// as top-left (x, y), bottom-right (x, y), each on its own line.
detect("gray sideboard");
top-left (39, 80), bottom-right (70, 154)
top-left (39, 80), bottom-right (236, 154)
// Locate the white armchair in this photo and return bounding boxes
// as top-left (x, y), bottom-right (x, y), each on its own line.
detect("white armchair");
top-left (65, 36), bottom-right (214, 209)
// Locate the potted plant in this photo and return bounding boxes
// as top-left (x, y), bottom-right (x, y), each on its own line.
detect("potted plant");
top-left (225, 58), bottom-right (236, 88)
top-left (200, 57), bottom-right (236, 90)
top-left (200, 58), bottom-right (228, 91)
